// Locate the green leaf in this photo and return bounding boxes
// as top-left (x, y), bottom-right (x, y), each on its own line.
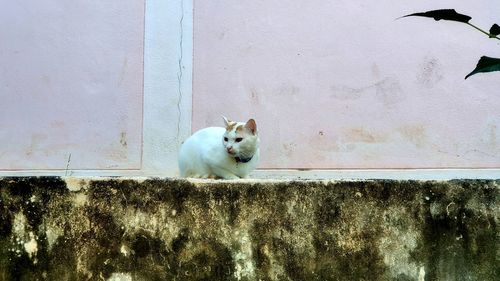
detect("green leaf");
top-left (465, 56), bottom-right (500, 79)
top-left (402, 9), bottom-right (471, 23)
top-left (489, 23), bottom-right (500, 37)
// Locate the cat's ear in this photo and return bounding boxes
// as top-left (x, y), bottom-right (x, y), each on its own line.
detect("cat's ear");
top-left (245, 119), bottom-right (257, 135)
top-left (222, 115), bottom-right (231, 127)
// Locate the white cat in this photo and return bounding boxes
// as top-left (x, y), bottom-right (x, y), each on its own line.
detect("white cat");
top-left (178, 116), bottom-right (260, 179)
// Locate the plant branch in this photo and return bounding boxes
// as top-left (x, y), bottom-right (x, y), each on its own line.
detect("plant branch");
top-left (467, 23), bottom-right (500, 40)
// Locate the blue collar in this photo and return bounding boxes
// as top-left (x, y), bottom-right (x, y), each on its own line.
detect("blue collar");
top-left (234, 155), bottom-right (253, 163)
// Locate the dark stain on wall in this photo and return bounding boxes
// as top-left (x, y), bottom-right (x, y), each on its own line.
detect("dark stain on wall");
top-left (416, 57), bottom-right (443, 88)
top-left (410, 180), bottom-right (499, 281)
top-left (0, 177), bottom-right (498, 280)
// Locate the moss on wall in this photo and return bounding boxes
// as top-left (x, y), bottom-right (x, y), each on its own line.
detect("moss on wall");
top-left (0, 177), bottom-right (498, 280)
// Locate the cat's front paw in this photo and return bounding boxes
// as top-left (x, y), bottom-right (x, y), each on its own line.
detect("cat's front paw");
top-left (221, 174), bottom-right (240, 180)
top-left (216, 172), bottom-right (240, 180)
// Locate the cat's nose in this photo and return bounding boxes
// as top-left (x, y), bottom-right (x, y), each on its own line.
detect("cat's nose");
top-left (227, 147), bottom-right (235, 154)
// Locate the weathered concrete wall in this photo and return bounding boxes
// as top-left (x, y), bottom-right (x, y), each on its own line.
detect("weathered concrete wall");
top-left (0, 177), bottom-right (498, 280)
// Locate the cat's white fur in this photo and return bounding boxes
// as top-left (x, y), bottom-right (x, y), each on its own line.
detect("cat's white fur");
top-left (178, 117), bottom-right (260, 179)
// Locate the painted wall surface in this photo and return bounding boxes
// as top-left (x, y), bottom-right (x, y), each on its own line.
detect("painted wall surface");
top-left (0, 1), bottom-right (145, 170)
top-left (193, 1), bottom-right (500, 169)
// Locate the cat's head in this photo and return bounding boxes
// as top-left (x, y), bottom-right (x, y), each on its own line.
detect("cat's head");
top-left (222, 116), bottom-right (259, 160)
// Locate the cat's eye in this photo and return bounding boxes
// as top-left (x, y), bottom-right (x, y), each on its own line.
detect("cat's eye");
top-left (235, 138), bottom-right (243, 142)
top-left (224, 137), bottom-right (228, 142)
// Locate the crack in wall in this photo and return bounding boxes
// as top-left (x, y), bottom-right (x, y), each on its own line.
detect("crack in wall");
top-left (176, 0), bottom-right (185, 143)
top-left (65, 153), bottom-right (72, 176)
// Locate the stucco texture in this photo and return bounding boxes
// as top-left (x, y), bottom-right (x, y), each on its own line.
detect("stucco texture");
top-left (0, 177), bottom-right (498, 280)
top-left (193, 0), bottom-right (500, 169)
top-left (0, 1), bottom-right (145, 170)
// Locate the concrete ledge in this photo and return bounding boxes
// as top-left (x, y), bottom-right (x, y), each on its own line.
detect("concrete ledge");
top-left (0, 177), bottom-right (498, 280)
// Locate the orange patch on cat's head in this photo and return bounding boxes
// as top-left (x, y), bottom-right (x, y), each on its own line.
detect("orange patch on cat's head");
top-left (226, 122), bottom-right (237, 131)
top-left (222, 116), bottom-right (237, 131)
top-left (236, 119), bottom-right (257, 135)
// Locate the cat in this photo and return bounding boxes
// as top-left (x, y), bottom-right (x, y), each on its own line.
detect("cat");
top-left (178, 116), bottom-right (260, 179)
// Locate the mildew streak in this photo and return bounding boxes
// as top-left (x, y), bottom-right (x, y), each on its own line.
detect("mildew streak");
top-left (0, 177), bottom-right (497, 280)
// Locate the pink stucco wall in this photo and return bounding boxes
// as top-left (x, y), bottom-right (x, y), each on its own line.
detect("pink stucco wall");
top-left (0, 1), bottom-right (145, 170)
top-left (193, 1), bottom-right (500, 169)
